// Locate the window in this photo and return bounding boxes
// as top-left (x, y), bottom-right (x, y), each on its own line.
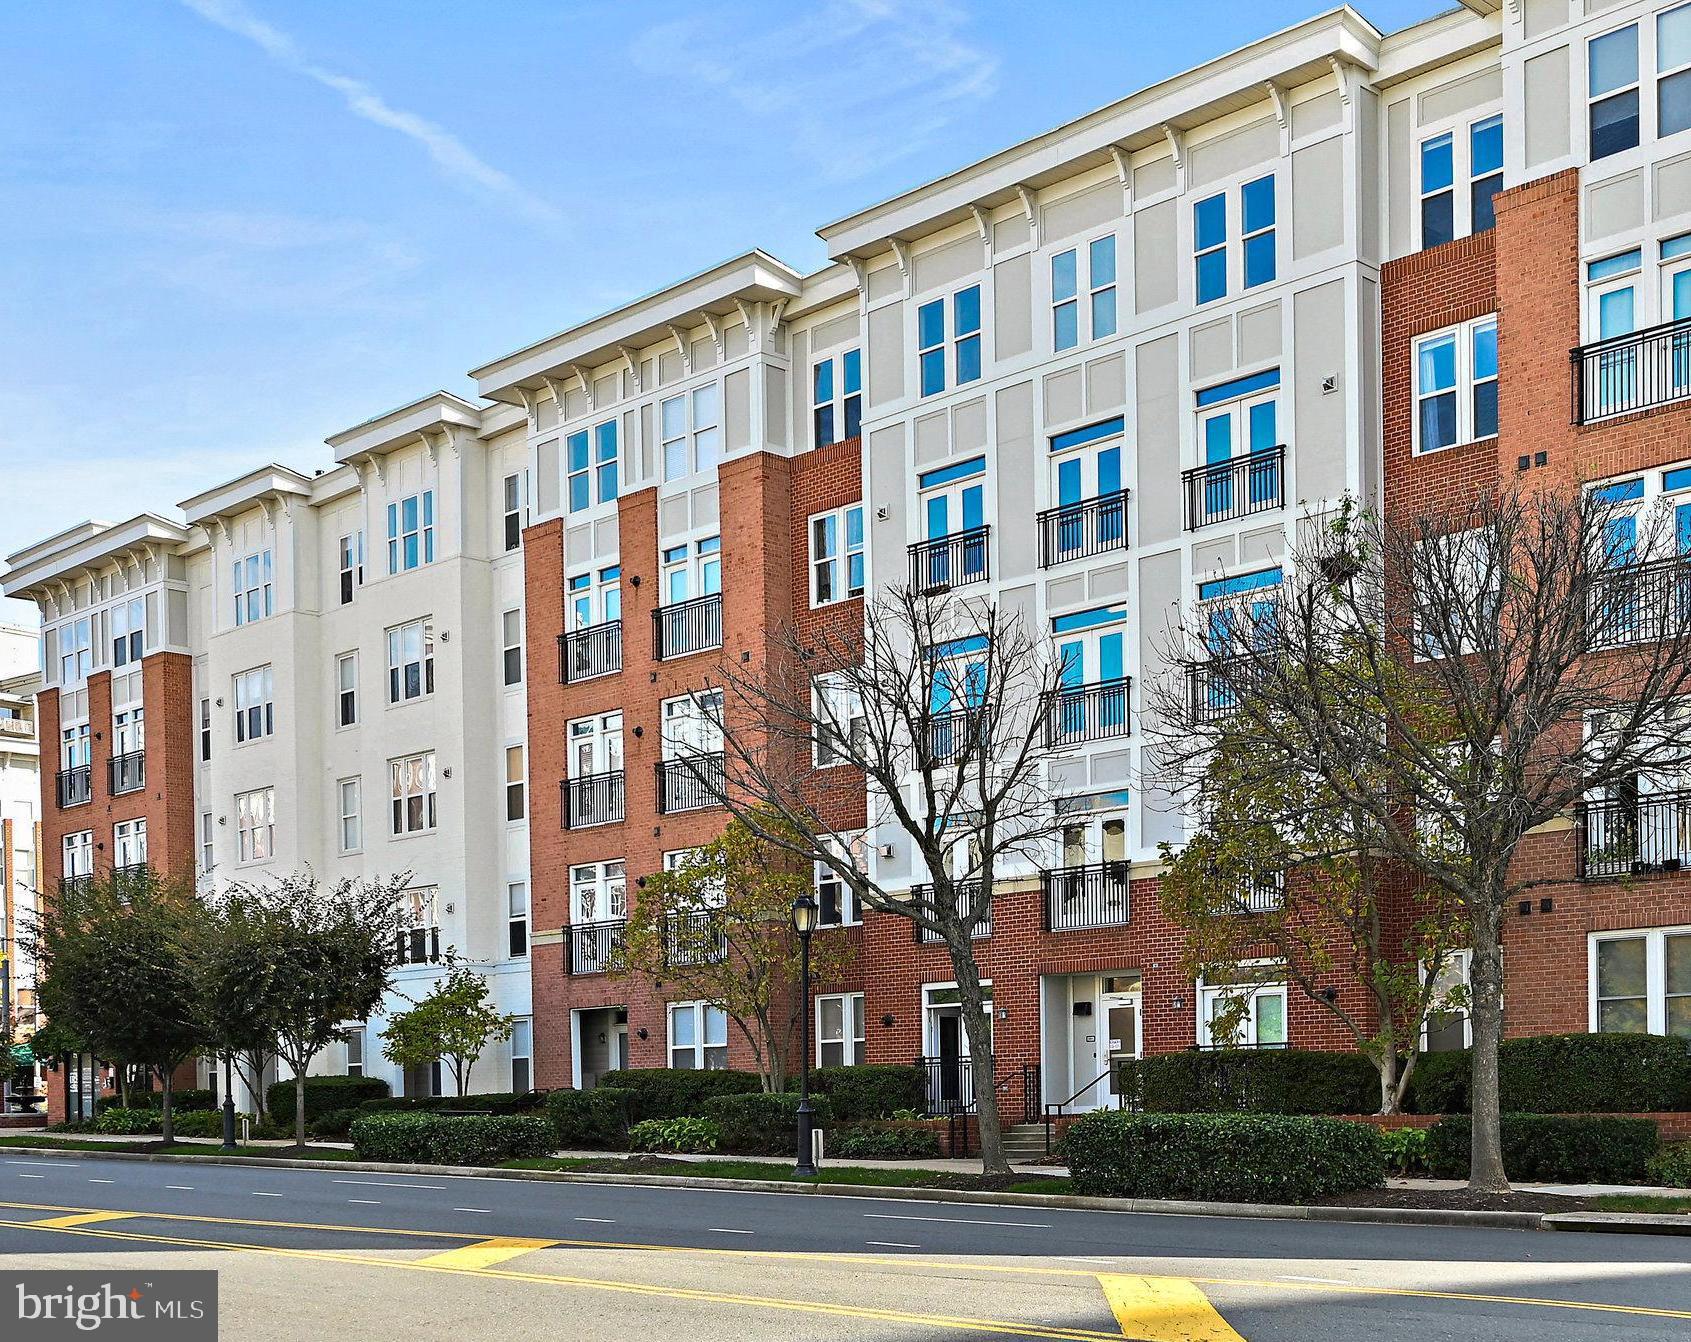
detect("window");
top-left (1590, 23), bottom-right (1641, 160)
top-left (567, 420), bottom-right (619, 511)
top-left (338, 531), bottom-right (364, 605)
top-left (1419, 131), bottom-right (1455, 248)
top-left (668, 1001), bottom-right (728, 1070)
top-left (113, 818), bottom-right (147, 870)
top-left (233, 551), bottom-right (273, 626)
top-left (1197, 970), bottom-right (1288, 1047)
top-left (1414, 316), bottom-right (1497, 453)
top-left (917, 285), bottom-right (982, 396)
top-left (236, 788), bottom-right (275, 864)
top-left (809, 505), bottom-right (865, 606)
top-left (1194, 192), bottom-right (1227, 304)
top-left (1052, 236), bottom-right (1118, 351)
top-left (233, 665), bottom-right (274, 743)
top-left (58, 617), bottom-right (91, 685)
top-left (335, 652), bottom-right (357, 727)
top-left (508, 881), bottom-right (529, 958)
top-left (199, 698), bottom-right (211, 762)
top-left (1422, 950), bottom-right (1472, 1053)
top-left (570, 860), bottom-right (627, 923)
top-left (661, 691), bottom-right (724, 759)
top-left (1663, 4), bottom-right (1691, 139)
top-left (569, 710), bottom-right (624, 778)
top-left (398, 886), bottom-right (440, 964)
top-left (1241, 175), bottom-right (1275, 289)
top-left (502, 472), bottom-right (526, 551)
top-left (567, 565), bottom-right (621, 630)
top-left (510, 1018), bottom-right (533, 1094)
top-left (1470, 115), bottom-right (1503, 234)
top-left (812, 673), bottom-right (865, 767)
top-left (386, 490), bottom-right (435, 573)
top-left (812, 349), bottom-right (863, 447)
top-left (816, 831), bottom-right (867, 928)
top-left (502, 609), bottom-right (524, 687)
top-left (505, 744), bottom-right (526, 822)
top-left (111, 597), bottom-right (144, 667)
top-left (1591, 928), bottom-right (1690, 1036)
top-left (338, 778), bottom-right (362, 854)
top-left (386, 619), bottom-right (434, 703)
top-left (61, 721), bottom-right (90, 771)
top-left (660, 536), bottom-right (721, 605)
top-left (817, 993), bottom-right (866, 1067)
top-left (345, 1028), bottom-right (365, 1078)
top-left (62, 830), bottom-right (92, 884)
top-left (1420, 114), bottom-right (1502, 248)
top-left (112, 705), bottom-right (144, 758)
top-left (661, 387), bottom-right (720, 481)
top-left (200, 810), bottom-right (214, 874)
top-left (390, 752), bottom-right (437, 836)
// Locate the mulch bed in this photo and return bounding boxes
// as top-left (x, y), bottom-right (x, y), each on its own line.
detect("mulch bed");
top-left (1316, 1187), bottom-right (1608, 1213)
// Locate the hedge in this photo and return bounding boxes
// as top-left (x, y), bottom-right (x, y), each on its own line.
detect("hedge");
top-left (703, 1092), bottom-right (833, 1155)
top-left (827, 1122), bottom-right (942, 1160)
top-left (1407, 1035), bottom-right (1691, 1114)
top-left (547, 1087), bottom-right (633, 1150)
top-left (358, 1091), bottom-right (543, 1116)
top-left (1426, 1114), bottom-right (1660, 1183)
top-left (1404, 1049), bottom-right (1470, 1115)
top-left (597, 1068), bottom-right (760, 1120)
top-left (348, 1112), bottom-right (554, 1165)
top-left (268, 1075), bottom-right (392, 1124)
top-left (132, 1088), bottom-right (216, 1113)
top-left (1120, 1049), bottom-right (1379, 1116)
top-left (800, 1066), bottom-right (927, 1120)
top-left (1061, 1112), bottom-right (1387, 1203)
top-left (1648, 1142), bottom-right (1691, 1188)
top-left (628, 1117), bottom-right (719, 1153)
top-left (94, 1107), bottom-right (159, 1135)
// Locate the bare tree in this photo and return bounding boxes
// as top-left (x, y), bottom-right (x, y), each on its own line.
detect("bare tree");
top-left (690, 586), bottom-right (1067, 1175)
top-left (1149, 488), bottom-right (1691, 1191)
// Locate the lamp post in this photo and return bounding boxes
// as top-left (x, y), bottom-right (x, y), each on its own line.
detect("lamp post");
top-left (790, 893), bottom-right (818, 1178)
top-left (221, 1053), bottom-right (237, 1151)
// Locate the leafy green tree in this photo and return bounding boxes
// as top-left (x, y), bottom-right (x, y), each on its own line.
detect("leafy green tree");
top-left (381, 964), bottom-right (514, 1097)
top-left (190, 889), bottom-right (283, 1116)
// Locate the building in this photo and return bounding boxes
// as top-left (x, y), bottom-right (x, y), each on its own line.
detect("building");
top-left (0, 623), bottom-right (43, 1094)
top-left (6, 0), bottom-right (1690, 1120)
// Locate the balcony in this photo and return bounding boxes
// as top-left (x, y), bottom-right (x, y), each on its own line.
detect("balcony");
top-left (908, 526), bottom-right (990, 594)
top-left (1181, 445), bottom-right (1285, 529)
top-left (1588, 557), bottom-right (1691, 648)
top-left (108, 751), bottom-right (145, 796)
top-left (563, 770), bottom-right (625, 828)
top-left (396, 926), bottom-right (442, 965)
top-left (926, 707), bottom-right (985, 763)
top-left (652, 593), bottom-right (722, 661)
top-left (656, 753), bottom-right (725, 814)
top-left (559, 620), bottom-right (622, 682)
top-left (912, 880), bottom-right (990, 943)
top-left (1580, 789), bottom-right (1691, 880)
top-left (1042, 678), bottom-right (1130, 748)
top-left (1038, 490), bottom-right (1130, 567)
top-left (663, 910), bottom-right (726, 966)
top-left (914, 1054), bottom-right (987, 1114)
top-left (0, 716), bottom-right (31, 739)
top-left (1186, 658), bottom-right (1265, 724)
top-left (1572, 316), bottom-right (1691, 423)
top-left (1042, 862), bottom-right (1131, 930)
top-left (1226, 872), bottom-right (1286, 914)
top-left (56, 765), bottom-right (91, 808)
top-left (568, 919), bottom-right (625, 975)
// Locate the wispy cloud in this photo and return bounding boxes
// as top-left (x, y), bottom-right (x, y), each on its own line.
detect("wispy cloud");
top-left (178, 0), bottom-right (562, 226)
top-left (632, 0), bottom-right (998, 183)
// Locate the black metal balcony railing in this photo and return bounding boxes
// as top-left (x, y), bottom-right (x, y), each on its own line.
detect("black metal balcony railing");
top-left (908, 526), bottom-right (991, 593)
top-left (1042, 862), bottom-right (1131, 930)
top-left (663, 910), bottom-right (727, 966)
top-left (914, 1054), bottom-right (986, 1115)
top-left (559, 620), bottom-right (622, 682)
top-left (1042, 677), bottom-right (1131, 747)
top-left (568, 919), bottom-right (625, 975)
top-left (1587, 557), bottom-right (1691, 648)
top-left (1182, 445), bottom-right (1285, 529)
top-left (1572, 316), bottom-right (1691, 423)
top-left (1226, 871), bottom-right (1286, 914)
top-left (912, 881), bottom-right (990, 943)
top-left (1187, 658), bottom-right (1266, 724)
top-left (1038, 490), bottom-right (1130, 567)
top-left (656, 753), bottom-right (725, 814)
top-left (108, 751), bottom-right (145, 795)
top-left (563, 770), bottom-right (625, 828)
top-left (1580, 789), bottom-right (1691, 880)
top-left (926, 706), bottom-right (986, 763)
top-left (56, 765), bottom-right (91, 808)
top-left (652, 593), bottom-right (723, 661)
top-left (396, 926), bottom-right (442, 965)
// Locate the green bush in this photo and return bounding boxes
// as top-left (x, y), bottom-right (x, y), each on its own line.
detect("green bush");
top-left (1646, 1142), bottom-right (1691, 1188)
top-left (1378, 1125), bottom-right (1430, 1175)
top-left (348, 1112), bottom-right (554, 1165)
top-left (702, 1092), bottom-right (833, 1155)
top-left (546, 1088), bottom-right (632, 1150)
top-left (1130, 1049), bottom-right (1378, 1115)
top-left (827, 1123), bottom-right (942, 1160)
top-left (357, 1091), bottom-right (543, 1116)
top-left (1426, 1114), bottom-right (1661, 1182)
top-left (268, 1075), bottom-right (392, 1124)
top-left (309, 1108), bottom-right (359, 1139)
top-left (1061, 1112), bottom-right (1387, 1203)
top-left (167, 1110), bottom-right (229, 1139)
top-left (1407, 1035), bottom-right (1691, 1115)
top-left (133, 1088), bottom-right (217, 1113)
top-left (597, 1068), bottom-right (759, 1120)
top-left (802, 1066), bottom-right (928, 1121)
top-left (627, 1117), bottom-right (719, 1154)
top-left (1404, 1050), bottom-right (1470, 1114)
top-left (94, 1107), bottom-right (160, 1135)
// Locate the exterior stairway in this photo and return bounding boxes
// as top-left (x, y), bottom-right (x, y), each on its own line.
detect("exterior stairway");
top-left (998, 1121), bottom-right (1054, 1163)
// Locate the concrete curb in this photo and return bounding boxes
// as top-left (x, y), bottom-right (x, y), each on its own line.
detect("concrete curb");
top-left (1543, 1211), bottom-right (1691, 1236)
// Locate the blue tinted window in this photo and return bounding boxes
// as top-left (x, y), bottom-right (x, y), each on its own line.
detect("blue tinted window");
top-left (843, 348), bottom-right (861, 395)
top-left (1054, 303), bottom-right (1079, 351)
top-left (1472, 322), bottom-right (1497, 382)
top-left (1470, 115), bottom-right (1503, 176)
top-left (956, 335), bottom-right (981, 385)
top-left (1588, 248), bottom-right (1642, 281)
top-left (954, 285), bottom-right (981, 335)
top-left (567, 431), bottom-right (588, 472)
top-left (1091, 287), bottom-right (1117, 338)
top-left (1418, 334), bottom-right (1457, 394)
top-left (1194, 194), bottom-right (1226, 251)
top-left (1090, 236), bottom-right (1116, 286)
top-left (1196, 250), bottom-right (1226, 304)
top-left (917, 299), bottom-right (944, 350)
top-left (1052, 250), bottom-right (1077, 302)
top-left (1241, 176), bottom-right (1275, 233)
top-left (1594, 478), bottom-right (1645, 502)
top-left (595, 421), bottom-right (616, 462)
top-left (1244, 234), bottom-right (1275, 289)
top-left (1589, 24), bottom-right (1638, 96)
top-left (1420, 133), bottom-right (1453, 193)
top-left (813, 359), bottom-right (833, 405)
top-left (920, 349), bottom-right (945, 396)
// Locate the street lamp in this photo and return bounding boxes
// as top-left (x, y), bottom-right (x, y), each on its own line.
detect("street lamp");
top-left (221, 1053), bottom-right (237, 1152)
top-left (790, 893), bottom-right (819, 1178)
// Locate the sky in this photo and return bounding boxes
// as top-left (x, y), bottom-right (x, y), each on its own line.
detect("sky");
top-left (0, 0), bottom-right (1446, 625)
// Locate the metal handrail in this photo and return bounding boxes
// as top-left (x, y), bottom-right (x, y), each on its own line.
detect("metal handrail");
top-left (652, 593), bottom-right (723, 660)
top-left (1043, 1067), bottom-right (1123, 1154)
top-left (1038, 490), bottom-right (1130, 567)
top-left (1572, 314), bottom-right (1691, 423)
top-left (559, 619), bottom-right (622, 682)
top-left (1181, 444), bottom-right (1285, 529)
top-left (907, 525), bottom-right (991, 593)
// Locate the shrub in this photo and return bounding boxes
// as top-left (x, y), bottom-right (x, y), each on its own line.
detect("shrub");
top-left (167, 1110), bottom-right (229, 1139)
top-left (597, 1068), bottom-right (759, 1120)
top-left (309, 1108), bottom-right (359, 1139)
top-left (547, 1088), bottom-right (632, 1150)
top-left (1404, 1050), bottom-right (1470, 1114)
top-left (627, 1117), bottom-right (719, 1154)
top-left (94, 1107), bottom-right (160, 1135)
top-left (348, 1112), bottom-right (554, 1165)
top-left (1407, 1035), bottom-right (1691, 1116)
top-left (703, 1092), bottom-right (833, 1155)
top-left (1133, 1049), bottom-right (1379, 1115)
top-left (268, 1075), bottom-right (391, 1124)
top-left (1377, 1125), bottom-right (1430, 1175)
top-left (1646, 1142), bottom-right (1691, 1188)
top-left (1426, 1114), bottom-right (1661, 1183)
top-left (133, 1088), bottom-right (216, 1113)
top-left (827, 1122), bottom-right (942, 1160)
top-left (804, 1066), bottom-right (927, 1121)
top-left (1061, 1112), bottom-right (1387, 1203)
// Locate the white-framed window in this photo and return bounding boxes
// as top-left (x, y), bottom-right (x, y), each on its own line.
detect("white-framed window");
top-left (567, 565), bottom-right (622, 630)
top-left (816, 830), bottom-right (867, 928)
top-left (390, 752), bottom-right (437, 836)
top-left (1197, 968), bottom-right (1288, 1048)
top-left (1240, 175), bottom-right (1276, 289)
top-left (58, 617), bottom-right (91, 686)
top-left (233, 550), bottom-right (273, 626)
top-left (1413, 316), bottom-right (1497, 453)
top-left (335, 652), bottom-right (358, 728)
top-left (502, 609), bottom-right (524, 687)
top-left (60, 720), bottom-right (90, 771)
top-left (337, 777), bottom-right (362, 854)
top-left (1193, 176), bottom-right (1275, 305)
top-left (660, 383), bottom-right (721, 481)
top-left (809, 505), bottom-right (865, 606)
top-left (1052, 234), bottom-right (1118, 352)
top-left (567, 420), bottom-right (619, 513)
top-left (1590, 927), bottom-right (1690, 1035)
top-left (111, 596), bottom-right (144, 667)
top-left (506, 744), bottom-right (526, 822)
top-left (570, 860), bottom-right (627, 923)
top-left (62, 830), bottom-right (92, 884)
top-left (668, 1001), bottom-right (729, 1070)
top-left (386, 618), bottom-right (434, 703)
top-left (817, 992), bottom-right (866, 1067)
top-left (660, 690), bottom-right (724, 759)
top-left (233, 665), bottom-right (274, 743)
top-left (660, 536), bottom-right (722, 605)
top-left (917, 284), bottom-right (983, 397)
top-left (235, 787), bottom-right (275, 864)
top-left (1590, 20), bottom-right (1642, 161)
top-left (200, 810), bottom-right (215, 875)
top-left (1194, 192), bottom-right (1226, 303)
top-left (569, 710), bottom-right (624, 777)
top-left (812, 349), bottom-right (862, 447)
top-left (112, 705), bottom-right (144, 758)
top-left (812, 673), bottom-right (865, 767)
top-left (386, 490), bottom-right (435, 573)
top-left (1422, 950), bottom-right (1473, 1053)
top-left (510, 1018), bottom-right (533, 1094)
top-left (338, 531), bottom-right (364, 605)
top-left (1418, 113), bottom-right (1502, 250)
top-left (398, 885), bottom-right (440, 964)
top-left (199, 697), bottom-right (211, 763)
top-left (113, 817), bottom-right (147, 870)
top-left (502, 471), bottom-right (527, 552)
top-left (508, 881), bottom-right (529, 958)
top-left (345, 1027), bottom-right (365, 1078)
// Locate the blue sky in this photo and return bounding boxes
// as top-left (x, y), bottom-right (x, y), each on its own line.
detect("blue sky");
top-left (0, 0), bottom-right (1444, 622)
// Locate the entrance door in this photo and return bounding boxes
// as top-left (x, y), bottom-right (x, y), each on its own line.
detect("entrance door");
top-left (1100, 981), bottom-right (1142, 1108)
top-left (1591, 278), bottom-right (1638, 413)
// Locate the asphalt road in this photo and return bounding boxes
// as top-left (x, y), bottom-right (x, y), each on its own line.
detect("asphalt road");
top-left (0, 1153), bottom-right (1687, 1341)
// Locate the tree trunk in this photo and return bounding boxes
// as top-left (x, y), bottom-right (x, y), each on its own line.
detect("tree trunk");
top-left (1376, 1048), bottom-right (1400, 1117)
top-left (1467, 904), bottom-right (1510, 1193)
top-left (949, 940), bottom-right (1009, 1176)
top-left (294, 1067), bottom-right (307, 1149)
top-left (159, 1069), bottom-right (174, 1146)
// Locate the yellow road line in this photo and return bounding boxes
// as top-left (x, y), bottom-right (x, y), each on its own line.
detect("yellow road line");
top-left (30, 1211), bottom-right (135, 1229)
top-left (1099, 1274), bottom-right (1245, 1342)
top-left (415, 1236), bottom-right (560, 1270)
